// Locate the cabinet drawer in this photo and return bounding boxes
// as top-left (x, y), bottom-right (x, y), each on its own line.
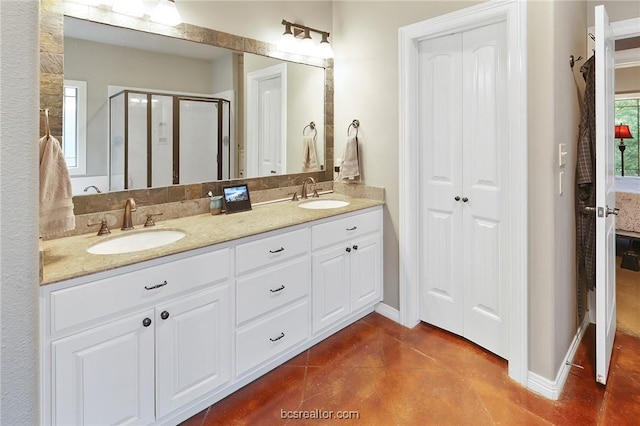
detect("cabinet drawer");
top-left (236, 301), bottom-right (309, 375)
top-left (312, 209), bottom-right (381, 250)
top-left (236, 257), bottom-right (310, 325)
top-left (236, 228), bottom-right (309, 275)
top-left (49, 249), bottom-right (230, 334)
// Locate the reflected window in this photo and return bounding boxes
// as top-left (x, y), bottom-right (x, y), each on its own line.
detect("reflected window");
top-left (63, 80), bottom-right (87, 175)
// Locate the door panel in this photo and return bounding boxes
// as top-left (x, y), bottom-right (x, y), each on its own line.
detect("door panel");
top-left (52, 311), bottom-right (155, 425)
top-left (418, 33), bottom-right (464, 335)
top-left (350, 234), bottom-right (382, 311)
top-left (155, 286), bottom-right (231, 417)
top-left (312, 246), bottom-right (350, 333)
top-left (462, 21), bottom-right (508, 359)
top-left (595, 4), bottom-right (617, 385)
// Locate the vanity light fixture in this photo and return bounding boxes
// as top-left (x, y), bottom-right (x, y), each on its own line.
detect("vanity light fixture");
top-left (150, 0), bottom-right (182, 27)
top-left (279, 19), bottom-right (334, 59)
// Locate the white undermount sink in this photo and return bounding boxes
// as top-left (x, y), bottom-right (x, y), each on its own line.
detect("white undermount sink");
top-left (298, 199), bottom-right (350, 210)
top-left (87, 230), bottom-right (186, 255)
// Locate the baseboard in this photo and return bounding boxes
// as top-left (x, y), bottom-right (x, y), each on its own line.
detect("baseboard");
top-left (375, 303), bottom-right (401, 323)
top-left (527, 314), bottom-right (590, 400)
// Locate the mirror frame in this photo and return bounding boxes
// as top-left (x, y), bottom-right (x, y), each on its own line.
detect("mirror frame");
top-left (40, 0), bottom-right (333, 215)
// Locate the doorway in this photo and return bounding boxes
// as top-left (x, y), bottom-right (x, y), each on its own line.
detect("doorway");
top-left (399, 0), bottom-right (528, 385)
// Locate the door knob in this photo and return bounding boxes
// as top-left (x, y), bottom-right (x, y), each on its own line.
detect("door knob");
top-left (346, 247), bottom-right (352, 253)
top-left (142, 318), bottom-right (152, 327)
top-left (160, 311), bottom-right (170, 320)
top-left (606, 206), bottom-right (619, 216)
top-left (462, 197), bottom-right (469, 203)
top-left (454, 196), bottom-right (461, 201)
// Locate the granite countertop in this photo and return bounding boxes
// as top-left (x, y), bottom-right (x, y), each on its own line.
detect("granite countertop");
top-left (39, 193), bottom-right (383, 285)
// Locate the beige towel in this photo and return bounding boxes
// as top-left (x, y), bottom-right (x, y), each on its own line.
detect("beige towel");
top-left (301, 136), bottom-right (320, 172)
top-left (39, 135), bottom-right (75, 237)
top-left (340, 136), bottom-right (360, 180)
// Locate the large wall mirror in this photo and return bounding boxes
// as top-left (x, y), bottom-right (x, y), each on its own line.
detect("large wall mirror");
top-left (40, 0), bottom-right (332, 209)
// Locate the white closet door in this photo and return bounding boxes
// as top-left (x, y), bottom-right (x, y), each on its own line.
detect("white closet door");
top-left (418, 20), bottom-right (508, 359)
top-left (418, 33), bottom-right (464, 335)
top-left (461, 21), bottom-right (509, 359)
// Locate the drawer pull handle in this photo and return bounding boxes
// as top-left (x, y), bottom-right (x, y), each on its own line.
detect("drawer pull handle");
top-left (144, 280), bottom-right (168, 290)
top-left (142, 318), bottom-right (152, 327)
top-left (269, 332), bottom-right (285, 342)
top-left (269, 247), bottom-right (285, 254)
top-left (270, 285), bottom-right (286, 293)
top-left (160, 311), bottom-right (170, 320)
top-left (346, 226), bottom-right (358, 231)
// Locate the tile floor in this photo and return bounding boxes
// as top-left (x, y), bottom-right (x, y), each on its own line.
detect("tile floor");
top-left (181, 313), bottom-right (640, 425)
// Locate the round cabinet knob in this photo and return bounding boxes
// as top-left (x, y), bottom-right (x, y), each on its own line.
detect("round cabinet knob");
top-left (462, 197), bottom-right (469, 203)
top-left (161, 311), bottom-right (170, 320)
top-left (346, 247), bottom-right (352, 253)
top-left (455, 196), bottom-right (461, 201)
top-left (142, 318), bottom-right (152, 327)
top-left (352, 245), bottom-right (359, 250)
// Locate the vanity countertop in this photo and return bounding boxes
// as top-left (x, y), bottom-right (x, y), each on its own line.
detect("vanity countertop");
top-left (39, 193), bottom-right (383, 285)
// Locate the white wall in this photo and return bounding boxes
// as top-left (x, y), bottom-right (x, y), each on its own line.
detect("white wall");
top-left (526, 0), bottom-right (589, 382)
top-left (0, 1), bottom-right (40, 424)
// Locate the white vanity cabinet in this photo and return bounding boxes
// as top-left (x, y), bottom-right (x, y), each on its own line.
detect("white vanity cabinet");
top-left (41, 204), bottom-right (383, 425)
top-left (311, 208), bottom-right (382, 333)
top-left (42, 249), bottom-right (232, 425)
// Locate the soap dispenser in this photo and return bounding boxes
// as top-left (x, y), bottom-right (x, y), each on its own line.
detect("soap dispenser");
top-left (208, 191), bottom-right (223, 215)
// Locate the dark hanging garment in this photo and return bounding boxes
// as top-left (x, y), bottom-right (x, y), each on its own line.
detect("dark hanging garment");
top-left (576, 55), bottom-right (597, 291)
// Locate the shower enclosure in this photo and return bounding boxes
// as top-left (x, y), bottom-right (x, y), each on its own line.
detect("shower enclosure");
top-left (109, 90), bottom-right (231, 191)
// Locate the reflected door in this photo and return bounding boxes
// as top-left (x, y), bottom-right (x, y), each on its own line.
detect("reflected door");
top-left (246, 63), bottom-right (287, 177)
top-left (178, 99), bottom-right (219, 185)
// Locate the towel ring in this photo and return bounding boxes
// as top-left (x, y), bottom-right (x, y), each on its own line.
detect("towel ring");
top-left (303, 121), bottom-right (317, 140)
top-left (347, 119), bottom-right (360, 137)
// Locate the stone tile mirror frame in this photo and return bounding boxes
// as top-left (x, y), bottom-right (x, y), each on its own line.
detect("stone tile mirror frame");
top-left (39, 0), bottom-right (333, 215)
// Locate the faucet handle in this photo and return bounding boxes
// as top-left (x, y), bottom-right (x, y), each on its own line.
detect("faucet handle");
top-left (290, 192), bottom-right (299, 201)
top-left (87, 219), bottom-right (111, 236)
top-left (312, 188), bottom-right (320, 198)
top-left (144, 213), bottom-right (163, 227)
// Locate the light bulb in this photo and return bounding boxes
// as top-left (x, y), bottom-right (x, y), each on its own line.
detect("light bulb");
top-left (318, 33), bottom-right (334, 59)
top-left (151, 0), bottom-right (182, 27)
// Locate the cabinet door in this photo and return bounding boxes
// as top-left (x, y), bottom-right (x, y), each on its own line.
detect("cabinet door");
top-left (155, 285), bottom-right (231, 418)
top-left (312, 245), bottom-right (351, 333)
top-left (52, 311), bottom-right (155, 426)
top-left (350, 233), bottom-right (382, 312)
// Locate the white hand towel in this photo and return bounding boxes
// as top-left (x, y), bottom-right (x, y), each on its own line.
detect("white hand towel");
top-left (340, 136), bottom-right (360, 180)
top-left (301, 136), bottom-right (320, 172)
top-left (39, 135), bottom-right (75, 237)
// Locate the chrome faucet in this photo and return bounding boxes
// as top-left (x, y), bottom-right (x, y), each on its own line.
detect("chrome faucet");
top-left (301, 177), bottom-right (319, 199)
top-left (83, 185), bottom-right (102, 193)
top-left (121, 198), bottom-right (137, 230)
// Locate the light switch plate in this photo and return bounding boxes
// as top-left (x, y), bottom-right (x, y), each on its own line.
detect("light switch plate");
top-left (558, 143), bottom-right (568, 167)
top-left (559, 171), bottom-right (564, 195)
